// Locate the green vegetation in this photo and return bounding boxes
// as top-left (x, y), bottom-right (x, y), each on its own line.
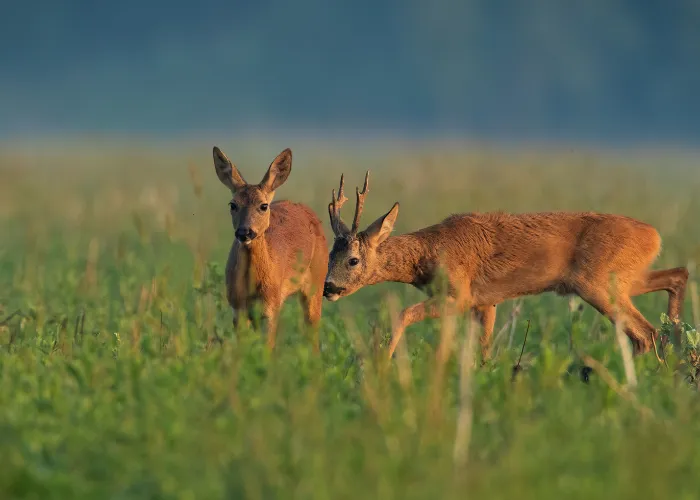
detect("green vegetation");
top-left (1, 141), bottom-right (700, 499)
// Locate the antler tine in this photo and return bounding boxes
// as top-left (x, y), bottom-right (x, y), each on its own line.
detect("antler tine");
top-left (329, 174), bottom-right (350, 237)
top-left (336, 174), bottom-right (348, 208)
top-left (351, 170), bottom-right (370, 234)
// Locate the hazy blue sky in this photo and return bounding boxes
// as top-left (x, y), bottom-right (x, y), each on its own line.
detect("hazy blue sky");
top-left (2, 0), bottom-right (699, 144)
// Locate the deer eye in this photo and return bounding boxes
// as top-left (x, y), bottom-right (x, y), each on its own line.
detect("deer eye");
top-left (229, 202), bottom-right (238, 211)
top-left (260, 203), bottom-right (269, 212)
top-left (348, 257), bottom-right (359, 267)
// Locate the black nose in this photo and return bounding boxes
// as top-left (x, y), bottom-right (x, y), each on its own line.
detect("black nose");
top-left (323, 281), bottom-right (345, 297)
top-left (235, 227), bottom-right (257, 242)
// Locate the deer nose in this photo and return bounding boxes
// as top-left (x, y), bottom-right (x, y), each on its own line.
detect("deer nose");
top-left (235, 227), bottom-right (257, 242)
top-left (323, 281), bottom-right (345, 297)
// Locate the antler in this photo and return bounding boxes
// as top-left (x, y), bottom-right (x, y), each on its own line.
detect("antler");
top-left (328, 174), bottom-right (350, 237)
top-left (351, 171), bottom-right (369, 234)
top-left (329, 171), bottom-right (371, 238)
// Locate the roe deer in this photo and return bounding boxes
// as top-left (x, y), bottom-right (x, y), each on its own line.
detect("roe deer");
top-left (212, 146), bottom-right (328, 351)
top-left (323, 172), bottom-right (689, 361)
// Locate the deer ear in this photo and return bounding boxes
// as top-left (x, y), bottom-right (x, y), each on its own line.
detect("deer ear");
top-left (363, 202), bottom-right (399, 247)
top-left (213, 147), bottom-right (246, 191)
top-left (260, 148), bottom-right (292, 192)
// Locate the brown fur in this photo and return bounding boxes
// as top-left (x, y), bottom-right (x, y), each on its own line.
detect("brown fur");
top-left (213, 146), bottom-right (328, 351)
top-left (325, 173), bottom-right (689, 361)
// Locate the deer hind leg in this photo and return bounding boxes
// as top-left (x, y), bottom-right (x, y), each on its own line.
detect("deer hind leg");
top-left (300, 288), bottom-right (323, 354)
top-left (630, 267), bottom-right (689, 345)
top-left (577, 285), bottom-right (656, 355)
top-left (628, 267), bottom-right (689, 350)
top-left (616, 296), bottom-right (659, 355)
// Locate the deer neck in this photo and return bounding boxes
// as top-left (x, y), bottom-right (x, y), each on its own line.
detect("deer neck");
top-left (369, 234), bottom-right (431, 287)
top-left (235, 233), bottom-right (274, 284)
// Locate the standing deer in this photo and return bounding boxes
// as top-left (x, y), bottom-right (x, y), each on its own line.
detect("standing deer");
top-left (323, 172), bottom-right (689, 361)
top-left (212, 146), bottom-right (328, 350)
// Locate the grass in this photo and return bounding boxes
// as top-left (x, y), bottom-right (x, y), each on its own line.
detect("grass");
top-left (1, 139), bottom-right (700, 499)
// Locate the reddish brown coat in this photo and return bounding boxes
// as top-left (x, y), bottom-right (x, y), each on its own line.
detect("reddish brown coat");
top-left (213, 146), bottom-right (328, 350)
top-left (325, 173), bottom-right (689, 360)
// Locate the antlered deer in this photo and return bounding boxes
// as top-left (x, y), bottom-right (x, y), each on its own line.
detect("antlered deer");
top-left (212, 146), bottom-right (328, 350)
top-left (323, 172), bottom-right (689, 361)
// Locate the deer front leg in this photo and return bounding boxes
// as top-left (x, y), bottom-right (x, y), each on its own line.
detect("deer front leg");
top-left (232, 307), bottom-right (251, 331)
top-left (261, 301), bottom-right (281, 350)
top-left (387, 297), bottom-right (462, 359)
top-left (300, 289), bottom-right (323, 354)
top-left (473, 304), bottom-right (497, 365)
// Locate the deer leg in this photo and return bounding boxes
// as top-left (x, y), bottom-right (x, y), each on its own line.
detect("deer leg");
top-left (630, 267), bottom-right (689, 318)
top-left (232, 308), bottom-right (251, 331)
top-left (387, 297), bottom-right (465, 359)
top-left (300, 289), bottom-right (323, 354)
top-left (577, 287), bottom-right (656, 355)
top-left (609, 295), bottom-right (659, 355)
top-left (474, 304), bottom-right (497, 364)
top-left (261, 302), bottom-right (281, 350)
top-left (630, 267), bottom-right (689, 346)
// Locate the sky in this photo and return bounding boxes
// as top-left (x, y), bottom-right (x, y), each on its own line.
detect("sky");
top-left (1, 0), bottom-right (699, 144)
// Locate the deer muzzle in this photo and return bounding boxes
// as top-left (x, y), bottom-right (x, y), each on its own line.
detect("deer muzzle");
top-left (235, 227), bottom-right (257, 244)
top-left (323, 281), bottom-right (346, 301)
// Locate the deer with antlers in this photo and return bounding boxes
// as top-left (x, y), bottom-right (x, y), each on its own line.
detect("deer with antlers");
top-left (213, 146), bottom-right (328, 350)
top-left (324, 171), bottom-right (689, 361)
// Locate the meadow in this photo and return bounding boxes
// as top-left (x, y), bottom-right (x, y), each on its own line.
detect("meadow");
top-left (1, 138), bottom-right (700, 499)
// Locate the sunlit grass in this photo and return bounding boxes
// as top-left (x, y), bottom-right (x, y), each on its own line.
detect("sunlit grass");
top-left (1, 139), bottom-right (700, 499)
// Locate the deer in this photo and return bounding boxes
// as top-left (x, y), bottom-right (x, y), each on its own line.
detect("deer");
top-left (212, 146), bottom-right (328, 351)
top-left (323, 171), bottom-right (689, 362)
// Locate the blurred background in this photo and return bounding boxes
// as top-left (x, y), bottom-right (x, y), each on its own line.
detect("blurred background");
top-left (2, 0), bottom-right (699, 146)
top-left (3, 0), bottom-right (700, 283)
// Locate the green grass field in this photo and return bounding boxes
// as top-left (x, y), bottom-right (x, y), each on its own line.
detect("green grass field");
top-left (1, 139), bottom-right (700, 499)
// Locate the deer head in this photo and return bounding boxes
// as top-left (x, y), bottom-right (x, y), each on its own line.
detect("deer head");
top-left (324, 171), bottom-right (399, 301)
top-left (213, 146), bottom-right (292, 245)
